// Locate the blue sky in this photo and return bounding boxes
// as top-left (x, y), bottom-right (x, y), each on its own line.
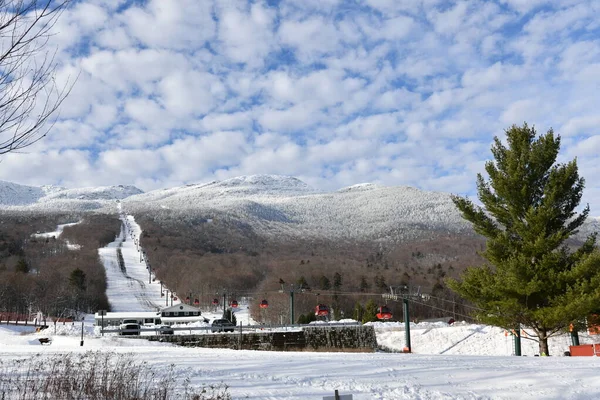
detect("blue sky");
top-left (3, 0), bottom-right (600, 213)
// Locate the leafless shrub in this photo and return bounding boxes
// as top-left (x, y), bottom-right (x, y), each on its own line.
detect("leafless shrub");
top-left (0, 351), bottom-right (230, 399)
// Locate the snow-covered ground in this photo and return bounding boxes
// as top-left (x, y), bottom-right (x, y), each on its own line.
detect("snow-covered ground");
top-left (3, 218), bottom-right (600, 399)
top-left (99, 214), bottom-right (171, 312)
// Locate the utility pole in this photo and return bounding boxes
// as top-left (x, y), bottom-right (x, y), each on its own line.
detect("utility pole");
top-left (403, 298), bottom-right (411, 353)
top-left (222, 292), bottom-right (226, 319)
top-left (290, 286), bottom-right (295, 325)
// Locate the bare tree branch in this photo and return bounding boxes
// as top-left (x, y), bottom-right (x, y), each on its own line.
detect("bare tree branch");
top-left (0, 0), bottom-right (73, 155)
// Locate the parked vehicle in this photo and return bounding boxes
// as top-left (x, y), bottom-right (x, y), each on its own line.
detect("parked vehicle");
top-left (119, 323), bottom-right (141, 336)
top-left (211, 319), bottom-right (235, 332)
top-left (157, 325), bottom-right (174, 335)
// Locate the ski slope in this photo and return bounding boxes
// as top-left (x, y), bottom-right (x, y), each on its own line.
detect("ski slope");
top-left (99, 213), bottom-right (172, 312)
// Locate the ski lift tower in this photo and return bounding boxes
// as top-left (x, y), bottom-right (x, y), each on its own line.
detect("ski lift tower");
top-left (382, 285), bottom-right (425, 353)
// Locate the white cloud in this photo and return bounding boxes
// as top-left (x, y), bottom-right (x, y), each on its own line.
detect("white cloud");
top-left (279, 16), bottom-right (341, 60)
top-left (158, 70), bottom-right (226, 117)
top-left (4, 0), bottom-right (600, 213)
top-left (123, 0), bottom-right (215, 50)
top-left (217, 2), bottom-right (277, 66)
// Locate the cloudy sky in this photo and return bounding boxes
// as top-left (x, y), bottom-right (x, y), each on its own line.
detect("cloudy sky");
top-left (3, 0), bottom-right (600, 212)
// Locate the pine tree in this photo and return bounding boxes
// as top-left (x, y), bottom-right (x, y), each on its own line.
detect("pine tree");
top-left (297, 276), bottom-right (310, 290)
top-left (15, 258), bottom-right (29, 274)
top-left (359, 276), bottom-right (369, 292)
top-left (223, 309), bottom-right (237, 325)
top-left (362, 299), bottom-right (378, 323)
top-left (448, 123), bottom-right (600, 356)
top-left (318, 275), bottom-right (331, 290)
top-left (333, 272), bottom-right (342, 290)
top-left (69, 268), bottom-right (86, 291)
top-left (354, 301), bottom-right (364, 321)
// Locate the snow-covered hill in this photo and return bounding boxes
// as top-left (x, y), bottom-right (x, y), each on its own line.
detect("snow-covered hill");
top-left (1, 175), bottom-right (598, 242)
top-left (0, 181), bottom-right (142, 211)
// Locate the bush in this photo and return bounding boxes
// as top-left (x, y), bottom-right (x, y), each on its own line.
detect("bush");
top-left (0, 351), bottom-right (230, 399)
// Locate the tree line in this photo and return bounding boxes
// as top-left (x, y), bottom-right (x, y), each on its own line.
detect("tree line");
top-left (0, 212), bottom-right (119, 319)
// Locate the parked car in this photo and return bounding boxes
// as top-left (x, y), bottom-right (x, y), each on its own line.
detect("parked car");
top-left (211, 319), bottom-right (235, 332)
top-left (119, 322), bottom-right (141, 336)
top-left (157, 325), bottom-right (174, 335)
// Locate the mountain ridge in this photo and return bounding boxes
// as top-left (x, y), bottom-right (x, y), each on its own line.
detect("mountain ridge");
top-left (0, 175), bottom-right (597, 243)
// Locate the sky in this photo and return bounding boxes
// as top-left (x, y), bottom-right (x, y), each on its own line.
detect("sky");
top-left (3, 216), bottom-right (600, 399)
top-left (2, 0), bottom-right (600, 212)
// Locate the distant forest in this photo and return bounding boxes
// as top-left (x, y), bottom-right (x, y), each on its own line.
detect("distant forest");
top-left (0, 210), bottom-right (486, 322)
top-left (135, 211), bottom-right (486, 323)
top-left (0, 212), bottom-right (119, 319)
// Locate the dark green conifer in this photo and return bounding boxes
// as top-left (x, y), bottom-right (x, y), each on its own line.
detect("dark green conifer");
top-left (448, 123), bottom-right (600, 356)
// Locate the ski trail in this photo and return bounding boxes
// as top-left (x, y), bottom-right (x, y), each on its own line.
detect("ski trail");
top-left (99, 213), bottom-right (171, 312)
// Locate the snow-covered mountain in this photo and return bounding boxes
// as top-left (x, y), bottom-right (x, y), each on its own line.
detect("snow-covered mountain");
top-left (0, 180), bottom-right (142, 211)
top-left (121, 175), bottom-right (471, 241)
top-left (0, 175), bottom-right (597, 242)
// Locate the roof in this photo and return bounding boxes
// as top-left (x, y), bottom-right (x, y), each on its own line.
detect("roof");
top-left (94, 311), bottom-right (160, 319)
top-left (161, 303), bottom-right (202, 313)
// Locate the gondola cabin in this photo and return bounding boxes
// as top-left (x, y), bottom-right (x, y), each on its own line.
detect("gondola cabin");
top-left (212, 298), bottom-right (219, 306)
top-left (315, 304), bottom-right (330, 317)
top-left (193, 298), bottom-right (200, 306)
top-left (260, 299), bottom-right (269, 309)
top-left (231, 300), bottom-right (239, 308)
top-left (376, 305), bottom-right (393, 320)
top-left (185, 296), bottom-right (190, 304)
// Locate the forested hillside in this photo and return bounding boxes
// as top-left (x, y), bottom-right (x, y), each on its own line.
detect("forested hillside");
top-left (0, 212), bottom-right (120, 318)
top-left (135, 211), bottom-right (486, 323)
top-left (1, 176), bottom-right (597, 322)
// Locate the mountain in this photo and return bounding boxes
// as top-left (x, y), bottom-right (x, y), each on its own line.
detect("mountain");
top-left (0, 175), bottom-right (597, 242)
top-left (0, 181), bottom-right (142, 212)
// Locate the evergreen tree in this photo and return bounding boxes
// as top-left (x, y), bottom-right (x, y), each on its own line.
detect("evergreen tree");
top-left (362, 299), bottom-right (378, 323)
top-left (297, 276), bottom-right (310, 290)
top-left (69, 268), bottom-right (86, 291)
top-left (359, 276), bottom-right (369, 292)
top-left (447, 123), bottom-right (600, 356)
top-left (333, 272), bottom-right (342, 290)
top-left (223, 309), bottom-right (237, 325)
top-left (318, 275), bottom-right (331, 291)
top-left (354, 301), bottom-right (364, 321)
top-left (15, 258), bottom-right (29, 274)
top-left (332, 304), bottom-right (342, 321)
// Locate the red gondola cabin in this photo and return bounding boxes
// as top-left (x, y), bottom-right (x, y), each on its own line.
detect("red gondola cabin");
top-left (193, 298), bottom-right (200, 306)
top-left (376, 306), bottom-right (392, 320)
top-left (260, 299), bottom-right (269, 309)
top-left (231, 300), bottom-right (239, 308)
top-left (212, 298), bottom-right (219, 306)
top-left (315, 304), bottom-right (329, 317)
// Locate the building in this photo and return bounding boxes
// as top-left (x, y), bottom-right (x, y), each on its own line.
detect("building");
top-left (160, 303), bottom-right (208, 325)
top-left (94, 304), bottom-right (207, 327)
top-left (94, 311), bottom-right (162, 327)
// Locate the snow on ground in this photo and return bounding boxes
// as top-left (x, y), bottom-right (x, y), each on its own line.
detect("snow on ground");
top-left (32, 221), bottom-right (80, 239)
top-left (32, 221), bottom-right (83, 250)
top-left (3, 322), bottom-right (600, 399)
top-left (4, 218), bottom-right (600, 399)
top-left (99, 214), bottom-right (172, 312)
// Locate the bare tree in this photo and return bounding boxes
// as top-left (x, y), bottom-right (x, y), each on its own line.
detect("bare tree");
top-left (0, 0), bottom-right (72, 155)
